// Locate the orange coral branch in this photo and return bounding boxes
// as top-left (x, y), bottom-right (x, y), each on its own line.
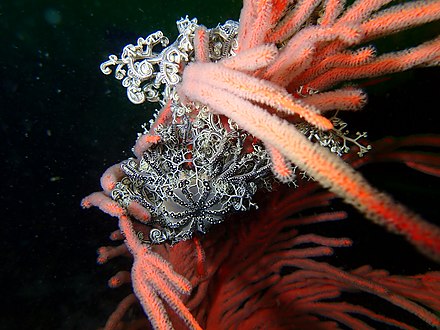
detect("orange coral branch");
top-left (265, 143), bottom-right (296, 182)
top-left (292, 46), bottom-right (376, 88)
top-left (362, 0), bottom-right (440, 41)
top-left (309, 37), bottom-right (440, 90)
top-left (269, 0), bottom-right (322, 43)
top-left (193, 25), bottom-right (210, 63)
top-left (302, 87), bottom-right (366, 112)
top-left (320, 0), bottom-right (346, 26)
top-left (221, 44), bottom-right (278, 71)
top-left (240, 0), bottom-right (273, 50)
top-left (185, 62), bottom-right (333, 130)
top-left (337, 0), bottom-right (392, 25)
top-left (179, 78), bottom-right (440, 261)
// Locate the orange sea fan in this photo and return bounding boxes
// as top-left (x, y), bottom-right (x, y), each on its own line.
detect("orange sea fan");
top-left (83, 0), bottom-right (440, 329)
top-left (178, 0), bottom-right (440, 261)
top-left (86, 135), bottom-right (440, 329)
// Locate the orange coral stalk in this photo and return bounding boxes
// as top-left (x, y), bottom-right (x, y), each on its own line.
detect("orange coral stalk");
top-left (133, 134), bottom-right (160, 158)
top-left (309, 37), bottom-right (440, 90)
top-left (362, 0), bottom-right (440, 41)
top-left (221, 44), bottom-right (278, 71)
top-left (286, 211), bottom-right (348, 226)
top-left (293, 46), bottom-right (376, 87)
top-left (192, 237), bottom-right (207, 277)
top-left (302, 88), bottom-right (366, 112)
top-left (185, 62), bottom-right (333, 130)
top-left (131, 268), bottom-right (173, 329)
top-left (265, 143), bottom-right (296, 182)
top-left (236, 0), bottom-right (254, 51)
top-left (271, 0), bottom-right (288, 24)
top-left (268, 0), bottom-right (322, 43)
top-left (320, 0), bottom-right (346, 26)
top-left (119, 214), bottom-right (202, 330)
top-left (193, 25), bottom-right (210, 63)
top-left (239, 0), bottom-right (273, 50)
top-left (81, 191), bottom-right (124, 217)
top-left (285, 234), bottom-right (353, 249)
top-left (126, 200), bottom-right (151, 223)
top-left (103, 294), bottom-right (138, 330)
top-left (264, 24), bottom-right (363, 84)
top-left (337, 0), bottom-right (392, 25)
top-left (97, 244), bottom-right (128, 264)
top-left (179, 79), bottom-right (440, 261)
top-left (132, 100), bottom-right (172, 157)
top-left (145, 268), bottom-right (200, 329)
top-left (278, 259), bottom-right (440, 327)
top-left (305, 0), bottom-right (440, 74)
top-left (108, 270), bottom-right (131, 288)
top-left (99, 163), bottom-right (124, 194)
top-left (406, 161), bottom-right (440, 177)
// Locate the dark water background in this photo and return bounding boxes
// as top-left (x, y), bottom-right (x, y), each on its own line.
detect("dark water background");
top-left (1, 1), bottom-right (439, 329)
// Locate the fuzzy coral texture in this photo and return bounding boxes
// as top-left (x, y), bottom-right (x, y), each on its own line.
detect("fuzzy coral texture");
top-left (83, 0), bottom-right (440, 329)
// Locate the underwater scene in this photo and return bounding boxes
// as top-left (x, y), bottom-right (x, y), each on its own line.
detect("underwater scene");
top-left (1, 0), bottom-right (440, 329)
